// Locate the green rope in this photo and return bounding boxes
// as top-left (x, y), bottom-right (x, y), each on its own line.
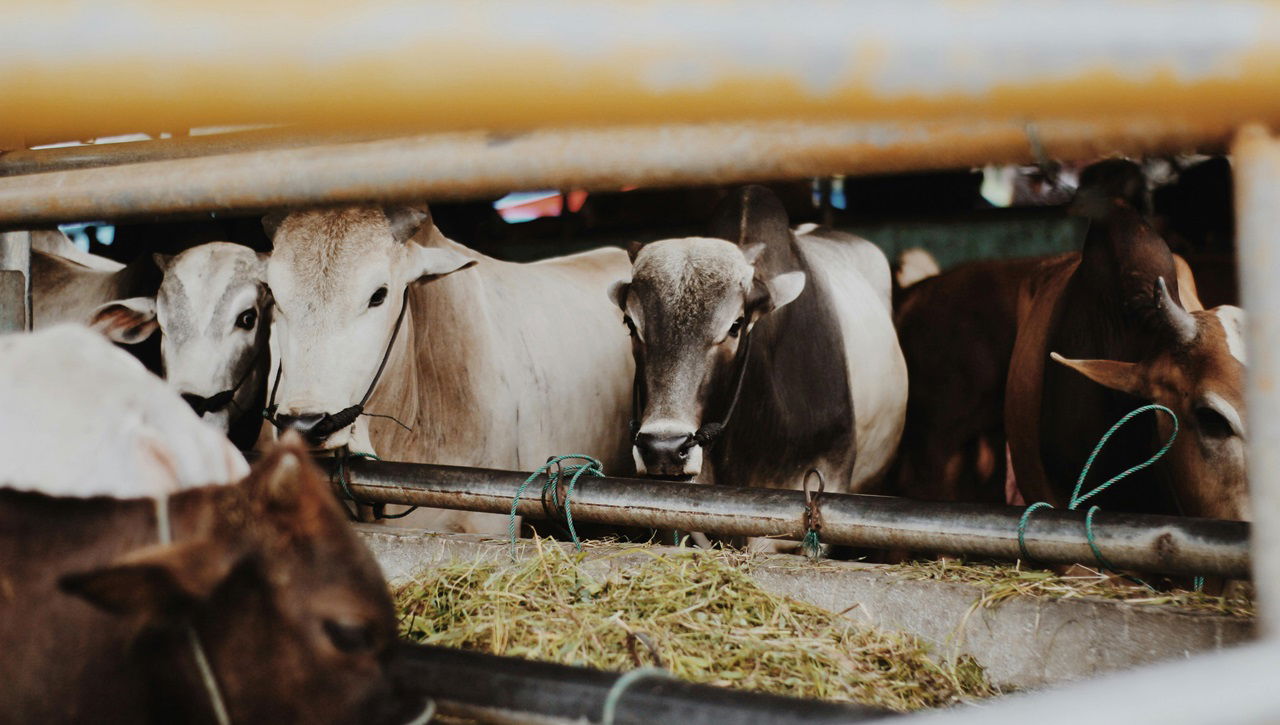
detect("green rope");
top-left (801, 530), bottom-right (822, 561)
top-left (1017, 404), bottom-right (1190, 586)
top-left (601, 667), bottom-right (674, 725)
top-left (508, 454), bottom-right (604, 561)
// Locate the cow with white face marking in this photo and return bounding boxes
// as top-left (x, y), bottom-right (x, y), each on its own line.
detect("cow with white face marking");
top-left (263, 205), bottom-right (632, 534)
top-left (610, 186), bottom-right (907, 501)
top-left (93, 243), bottom-right (272, 448)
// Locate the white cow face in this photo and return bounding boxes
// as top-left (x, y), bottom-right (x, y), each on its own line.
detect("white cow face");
top-left (93, 243), bottom-right (271, 434)
top-left (609, 237), bottom-right (804, 478)
top-left (263, 206), bottom-right (474, 450)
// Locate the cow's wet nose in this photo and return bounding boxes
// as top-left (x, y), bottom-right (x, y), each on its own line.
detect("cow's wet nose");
top-left (635, 431), bottom-right (694, 475)
top-left (275, 412), bottom-right (329, 446)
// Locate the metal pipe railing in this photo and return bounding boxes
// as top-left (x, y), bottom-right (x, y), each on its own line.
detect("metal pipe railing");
top-left (394, 641), bottom-right (886, 725)
top-left (0, 118), bottom-right (1241, 226)
top-left (319, 458), bottom-right (1250, 578)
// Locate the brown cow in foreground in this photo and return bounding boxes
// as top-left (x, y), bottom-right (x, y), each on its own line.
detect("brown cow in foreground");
top-left (0, 439), bottom-right (426, 724)
top-left (1006, 194), bottom-right (1247, 523)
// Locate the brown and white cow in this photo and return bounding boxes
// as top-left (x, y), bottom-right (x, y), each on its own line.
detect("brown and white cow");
top-left (609, 186), bottom-right (907, 498)
top-left (0, 327), bottom-right (422, 722)
top-left (263, 205), bottom-right (633, 534)
top-left (1006, 192), bottom-right (1247, 522)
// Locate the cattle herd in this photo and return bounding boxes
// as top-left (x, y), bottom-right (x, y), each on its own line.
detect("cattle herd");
top-left (0, 158), bottom-right (1248, 721)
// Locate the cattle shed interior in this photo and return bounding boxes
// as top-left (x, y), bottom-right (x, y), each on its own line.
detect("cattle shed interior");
top-left (3, 1), bottom-right (1280, 723)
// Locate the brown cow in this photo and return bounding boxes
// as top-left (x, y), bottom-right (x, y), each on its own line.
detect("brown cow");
top-left (0, 439), bottom-right (427, 724)
top-left (1006, 193), bottom-right (1247, 522)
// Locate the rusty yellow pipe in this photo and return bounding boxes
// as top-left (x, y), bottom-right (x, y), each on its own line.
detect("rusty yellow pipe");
top-left (3, 0), bottom-right (1280, 147)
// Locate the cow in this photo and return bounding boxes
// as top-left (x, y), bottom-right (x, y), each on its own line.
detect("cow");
top-left (262, 205), bottom-right (633, 534)
top-left (31, 244), bottom-right (161, 333)
top-left (1006, 191), bottom-right (1247, 525)
top-left (0, 327), bottom-right (425, 722)
top-left (609, 186), bottom-right (907, 505)
top-left (93, 243), bottom-right (273, 449)
top-left (889, 256), bottom-right (1047, 506)
top-left (29, 228), bottom-right (125, 272)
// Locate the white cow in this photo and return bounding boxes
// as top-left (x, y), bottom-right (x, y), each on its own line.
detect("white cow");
top-left (93, 243), bottom-right (273, 443)
top-left (263, 205), bottom-right (633, 534)
top-left (0, 326), bottom-right (247, 497)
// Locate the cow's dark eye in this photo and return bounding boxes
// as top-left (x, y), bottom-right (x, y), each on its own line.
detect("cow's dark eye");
top-left (234, 308), bottom-right (257, 331)
top-left (1195, 405), bottom-right (1236, 439)
top-left (728, 317), bottom-right (745, 338)
top-left (623, 315), bottom-right (638, 337)
top-left (369, 287), bottom-right (388, 308)
top-left (323, 619), bottom-right (376, 654)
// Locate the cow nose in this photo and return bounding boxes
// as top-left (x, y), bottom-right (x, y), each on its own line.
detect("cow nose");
top-left (274, 413), bottom-right (328, 446)
top-left (635, 431), bottom-right (694, 475)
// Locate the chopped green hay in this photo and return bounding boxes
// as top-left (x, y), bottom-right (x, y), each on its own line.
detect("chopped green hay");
top-left (892, 559), bottom-right (1255, 618)
top-left (396, 539), bottom-right (997, 712)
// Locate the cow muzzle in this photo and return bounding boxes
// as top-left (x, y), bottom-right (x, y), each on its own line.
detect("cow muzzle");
top-left (634, 431), bottom-right (702, 478)
top-left (274, 405), bottom-right (363, 448)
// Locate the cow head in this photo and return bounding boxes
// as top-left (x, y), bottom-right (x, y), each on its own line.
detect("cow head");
top-left (1051, 278), bottom-right (1248, 521)
top-left (263, 205), bottom-right (475, 449)
top-left (59, 437), bottom-right (426, 724)
top-left (609, 237), bottom-right (804, 478)
top-left (91, 243), bottom-right (272, 433)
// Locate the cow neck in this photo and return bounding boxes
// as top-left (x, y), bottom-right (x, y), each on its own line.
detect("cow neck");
top-left (153, 493), bottom-right (231, 725)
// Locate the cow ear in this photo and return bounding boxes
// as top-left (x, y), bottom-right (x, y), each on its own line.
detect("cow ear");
top-left (90, 297), bottom-right (158, 345)
top-left (1050, 352), bottom-right (1147, 397)
top-left (386, 205), bottom-right (432, 245)
top-left (408, 245), bottom-right (476, 283)
top-left (262, 210), bottom-right (289, 241)
top-left (763, 271), bottom-right (806, 312)
top-left (59, 538), bottom-right (240, 617)
top-left (607, 280), bottom-right (630, 311)
top-left (626, 241), bottom-right (644, 263)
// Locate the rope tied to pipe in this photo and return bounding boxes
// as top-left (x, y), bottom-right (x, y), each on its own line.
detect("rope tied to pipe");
top-left (334, 451), bottom-right (420, 521)
top-left (802, 469), bottom-right (826, 561)
top-left (508, 454), bottom-right (604, 561)
top-left (1016, 404), bottom-right (1199, 588)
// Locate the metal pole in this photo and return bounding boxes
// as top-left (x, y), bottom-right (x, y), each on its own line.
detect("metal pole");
top-left (393, 641), bottom-right (887, 725)
top-left (0, 118), bottom-right (1242, 227)
top-left (0, 231), bottom-right (30, 332)
top-left (1234, 125), bottom-right (1280, 636)
top-left (320, 459), bottom-right (1250, 578)
top-left (3, 1), bottom-right (1280, 146)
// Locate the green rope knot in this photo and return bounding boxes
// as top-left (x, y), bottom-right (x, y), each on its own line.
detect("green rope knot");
top-left (508, 454), bottom-right (604, 561)
top-left (1017, 404), bottom-right (1194, 586)
top-left (801, 469), bottom-right (826, 561)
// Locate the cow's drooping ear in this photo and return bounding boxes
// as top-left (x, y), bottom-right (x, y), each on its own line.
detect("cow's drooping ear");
top-left (408, 245), bottom-right (477, 283)
top-left (89, 297), bottom-right (159, 345)
top-left (152, 253), bottom-right (174, 273)
top-left (262, 210), bottom-right (289, 241)
top-left (626, 241), bottom-right (644, 263)
top-left (385, 205), bottom-right (432, 245)
top-left (1049, 352), bottom-right (1147, 397)
top-left (59, 538), bottom-right (240, 617)
top-left (607, 280), bottom-right (630, 311)
top-left (742, 242), bottom-right (766, 266)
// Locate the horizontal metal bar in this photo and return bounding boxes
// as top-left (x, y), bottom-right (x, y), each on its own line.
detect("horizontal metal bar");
top-left (3, 1), bottom-right (1280, 146)
top-left (393, 641), bottom-right (888, 725)
top-left (322, 458), bottom-right (1250, 578)
top-left (0, 119), bottom-right (1238, 226)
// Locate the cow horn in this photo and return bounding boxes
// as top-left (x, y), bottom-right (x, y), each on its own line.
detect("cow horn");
top-left (1155, 276), bottom-right (1197, 344)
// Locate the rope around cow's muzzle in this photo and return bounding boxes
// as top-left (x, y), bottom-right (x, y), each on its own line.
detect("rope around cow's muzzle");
top-left (507, 454), bottom-right (605, 561)
top-left (1015, 404), bottom-right (1199, 589)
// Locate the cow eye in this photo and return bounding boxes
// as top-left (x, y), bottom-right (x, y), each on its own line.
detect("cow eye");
top-left (323, 619), bottom-right (377, 654)
top-left (234, 308), bottom-right (257, 331)
top-left (369, 287), bottom-right (388, 308)
top-left (1195, 405), bottom-right (1236, 439)
top-left (728, 317), bottom-right (745, 338)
